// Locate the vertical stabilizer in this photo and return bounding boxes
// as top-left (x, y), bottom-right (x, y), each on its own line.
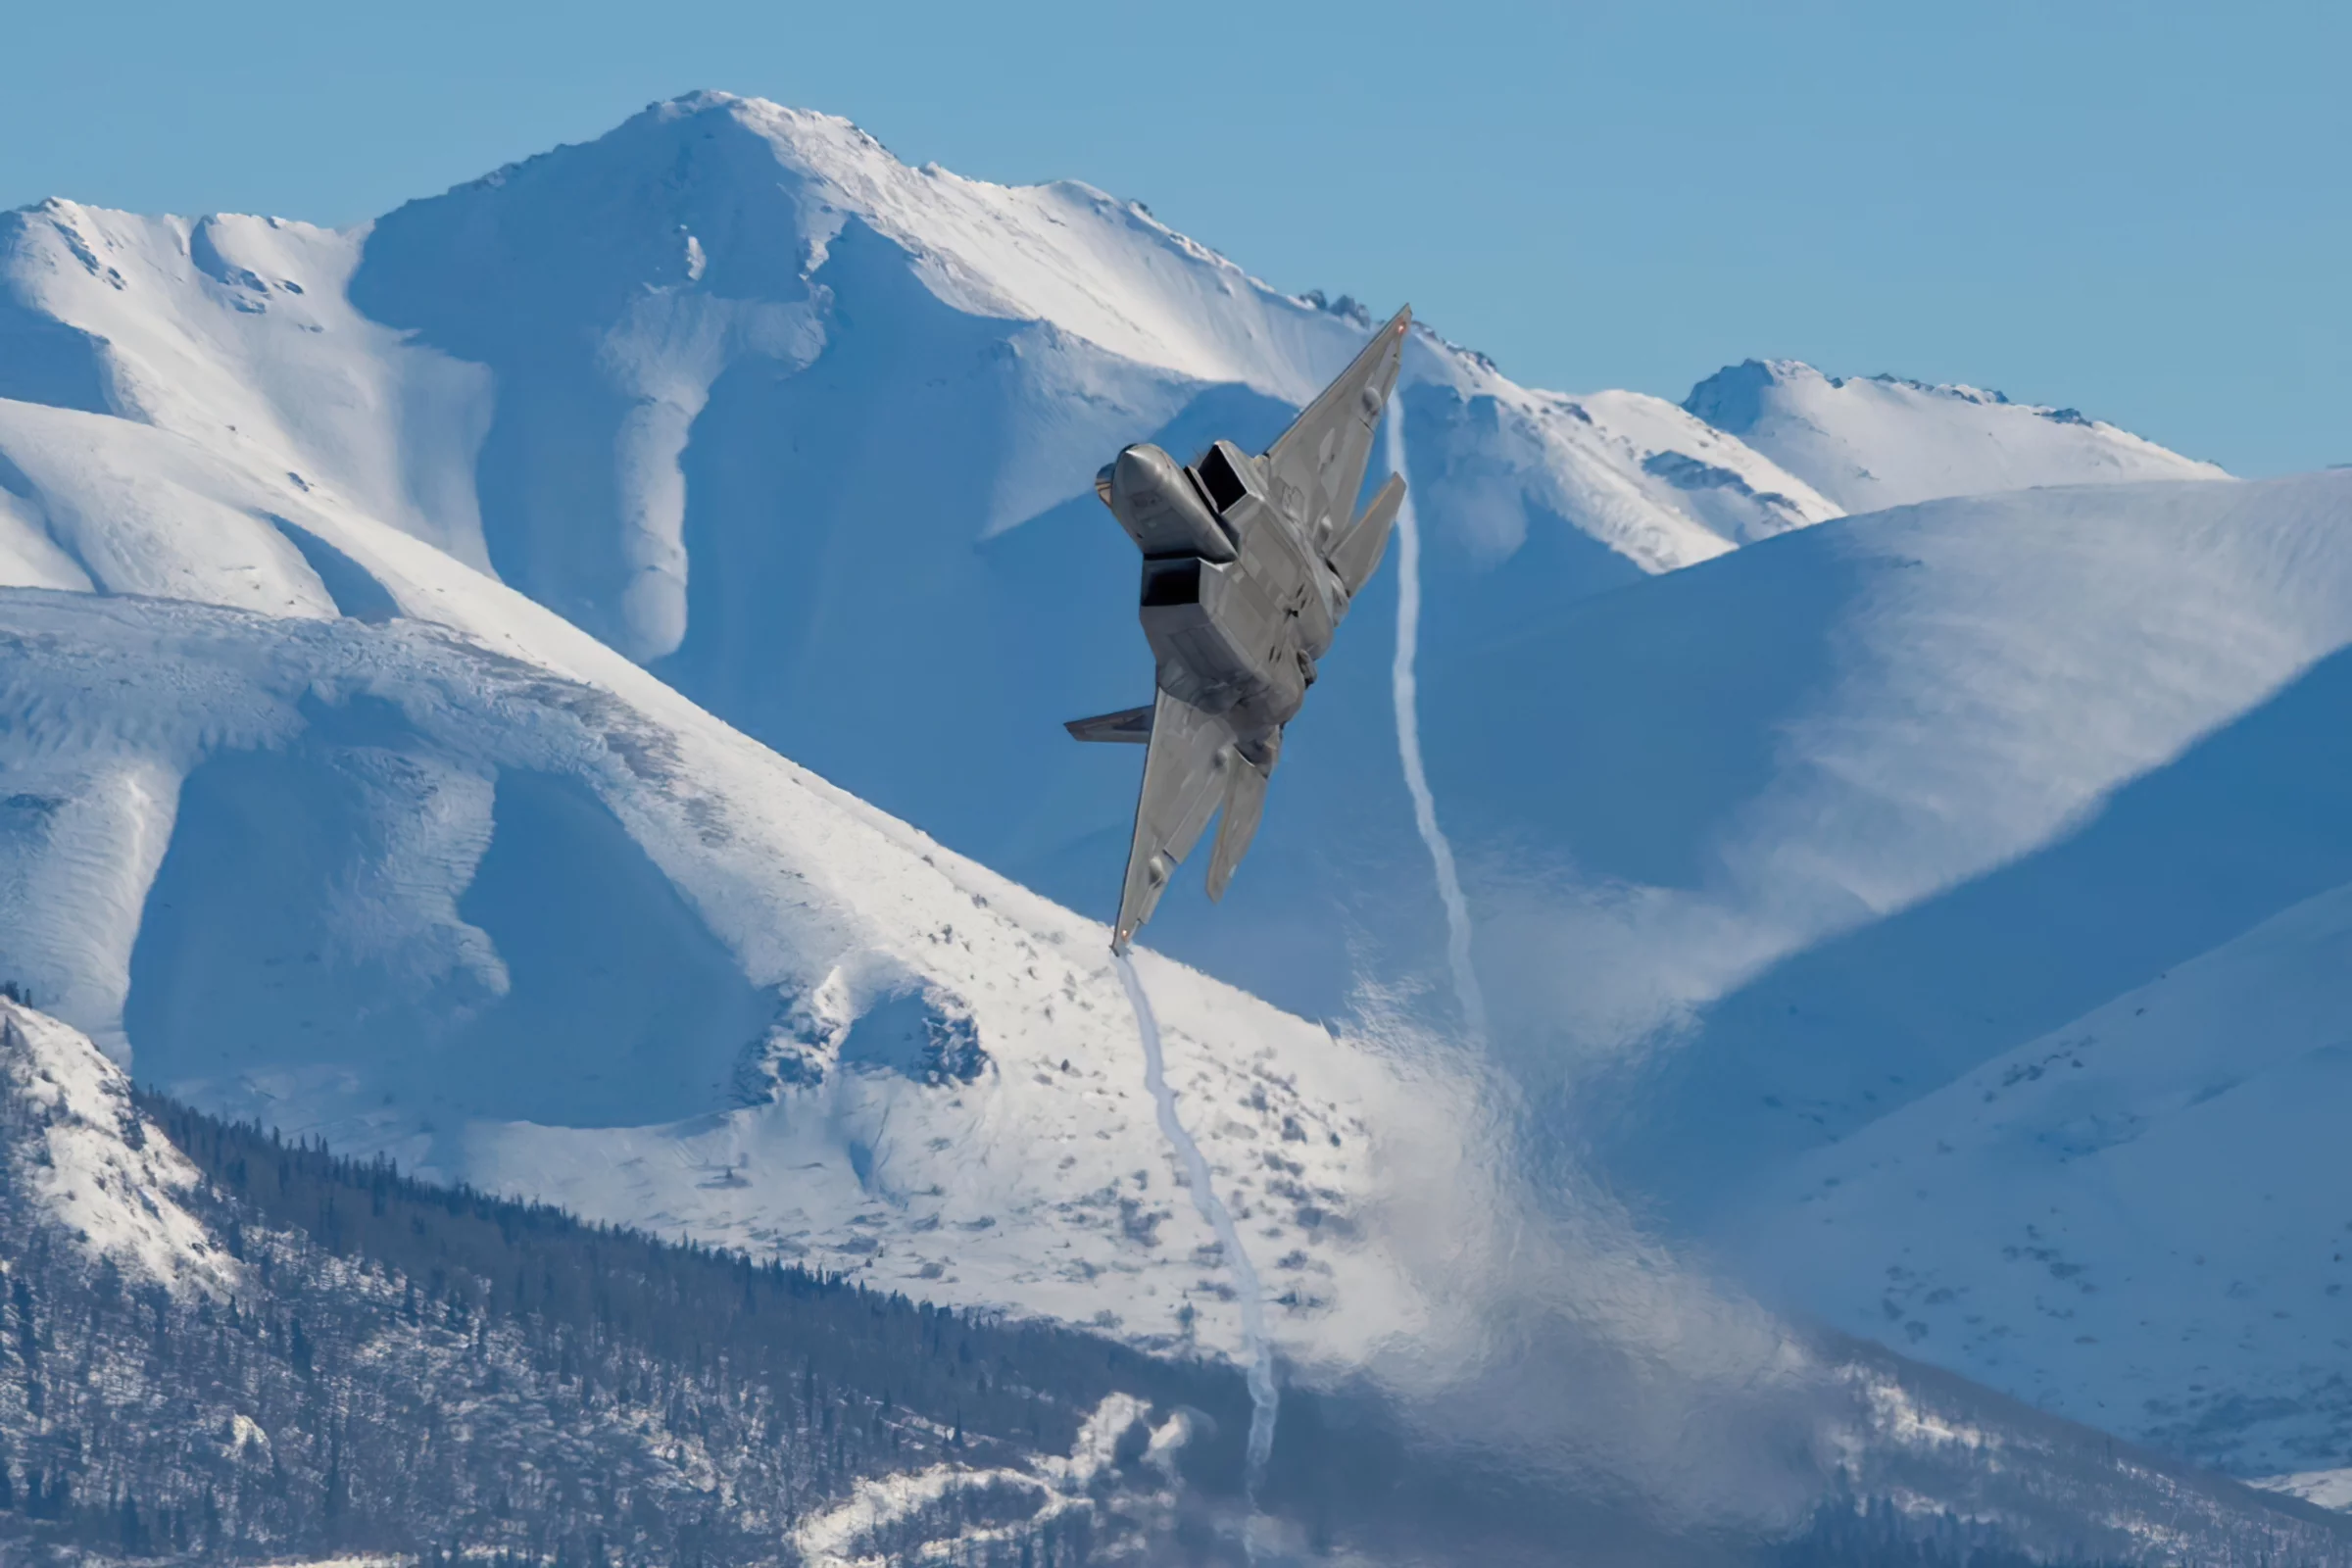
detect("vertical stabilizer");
top-left (1329, 471), bottom-right (1404, 600)
top-left (1203, 756), bottom-right (1269, 902)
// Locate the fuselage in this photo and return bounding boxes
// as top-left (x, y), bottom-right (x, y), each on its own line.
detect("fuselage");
top-left (1101, 438), bottom-right (1351, 762)
top-left (1081, 304), bottom-right (1408, 952)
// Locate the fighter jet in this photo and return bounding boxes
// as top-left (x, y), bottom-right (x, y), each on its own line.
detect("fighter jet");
top-left (1068, 306), bottom-right (1412, 952)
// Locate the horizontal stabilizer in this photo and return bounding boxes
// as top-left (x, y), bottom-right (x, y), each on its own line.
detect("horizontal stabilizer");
top-left (1065, 705), bottom-right (1154, 744)
top-left (1329, 472), bottom-right (1404, 599)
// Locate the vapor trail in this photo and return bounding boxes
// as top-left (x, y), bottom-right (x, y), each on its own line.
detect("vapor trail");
top-left (1386, 397), bottom-right (1489, 1043)
top-left (1111, 951), bottom-right (1279, 1528)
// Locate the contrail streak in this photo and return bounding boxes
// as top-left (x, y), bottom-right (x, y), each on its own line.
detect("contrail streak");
top-left (1112, 950), bottom-right (1279, 1536)
top-left (1387, 396), bottom-right (1489, 1043)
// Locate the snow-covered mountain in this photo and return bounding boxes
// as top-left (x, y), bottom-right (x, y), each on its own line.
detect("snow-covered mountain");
top-left (0, 83), bottom-right (2325, 1518)
top-left (1413, 468), bottom-right (2352, 1472)
top-left (1735, 881), bottom-right (2352, 1476)
top-left (0, 520), bottom-right (1444, 1383)
top-left (0, 94), bottom-right (1836, 624)
top-left (0, 994), bottom-right (236, 1298)
top-left (0, 997), bottom-right (1280, 1566)
top-left (1684, 358), bottom-right (2228, 513)
top-left (0, 91), bottom-right (2222, 1010)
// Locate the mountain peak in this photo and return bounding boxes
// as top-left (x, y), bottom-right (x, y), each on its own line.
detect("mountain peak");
top-left (1680, 357), bottom-right (1787, 434)
top-left (654, 90), bottom-right (908, 179)
top-left (1682, 355), bottom-right (2226, 512)
top-left (1688, 357), bottom-right (2024, 428)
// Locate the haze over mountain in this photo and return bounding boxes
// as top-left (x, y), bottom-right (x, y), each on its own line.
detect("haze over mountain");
top-left (2, 86), bottom-right (2346, 1543)
top-left (1437, 469), bottom-right (2352, 1475)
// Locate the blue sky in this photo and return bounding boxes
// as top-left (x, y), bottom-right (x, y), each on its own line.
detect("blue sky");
top-left (5, 0), bottom-right (2344, 475)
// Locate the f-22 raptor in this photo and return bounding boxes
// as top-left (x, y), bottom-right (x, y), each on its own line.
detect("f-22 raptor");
top-left (1069, 306), bottom-right (1411, 953)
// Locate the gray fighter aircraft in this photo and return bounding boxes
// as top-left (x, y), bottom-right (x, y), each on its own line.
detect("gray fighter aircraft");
top-left (1068, 306), bottom-right (1411, 952)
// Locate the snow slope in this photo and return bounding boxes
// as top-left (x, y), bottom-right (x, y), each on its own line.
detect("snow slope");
top-left (1396, 468), bottom-right (2352, 1468)
top-left (0, 997), bottom-right (238, 1297)
top-left (0, 198), bottom-right (493, 566)
top-left (1421, 469), bottom-right (2352, 1136)
top-left (2262, 1469), bottom-right (2352, 1513)
top-left (0, 400), bottom-right (1470, 1374)
top-left (1735, 882), bottom-right (2352, 1475)
top-left (2, 1009), bottom-right (2340, 1565)
top-left (0, 404), bottom-right (1860, 1523)
top-left (1685, 358), bottom-right (2228, 513)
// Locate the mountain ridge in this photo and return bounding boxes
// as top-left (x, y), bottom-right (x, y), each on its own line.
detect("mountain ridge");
top-left (1685, 357), bottom-right (2227, 513)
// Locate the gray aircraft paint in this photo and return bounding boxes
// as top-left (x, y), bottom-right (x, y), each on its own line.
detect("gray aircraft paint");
top-left (1069, 307), bottom-right (1411, 952)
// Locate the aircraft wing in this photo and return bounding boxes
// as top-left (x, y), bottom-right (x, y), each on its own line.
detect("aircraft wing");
top-left (1064, 704), bottom-right (1153, 743)
top-left (1262, 305), bottom-right (1411, 543)
top-left (1111, 688), bottom-right (1243, 952)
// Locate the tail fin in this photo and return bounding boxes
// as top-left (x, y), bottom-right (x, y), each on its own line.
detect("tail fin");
top-left (1263, 306), bottom-right (1410, 563)
top-left (1066, 705), bottom-right (1154, 744)
top-left (1203, 755), bottom-right (1269, 902)
top-left (1327, 471), bottom-right (1404, 600)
